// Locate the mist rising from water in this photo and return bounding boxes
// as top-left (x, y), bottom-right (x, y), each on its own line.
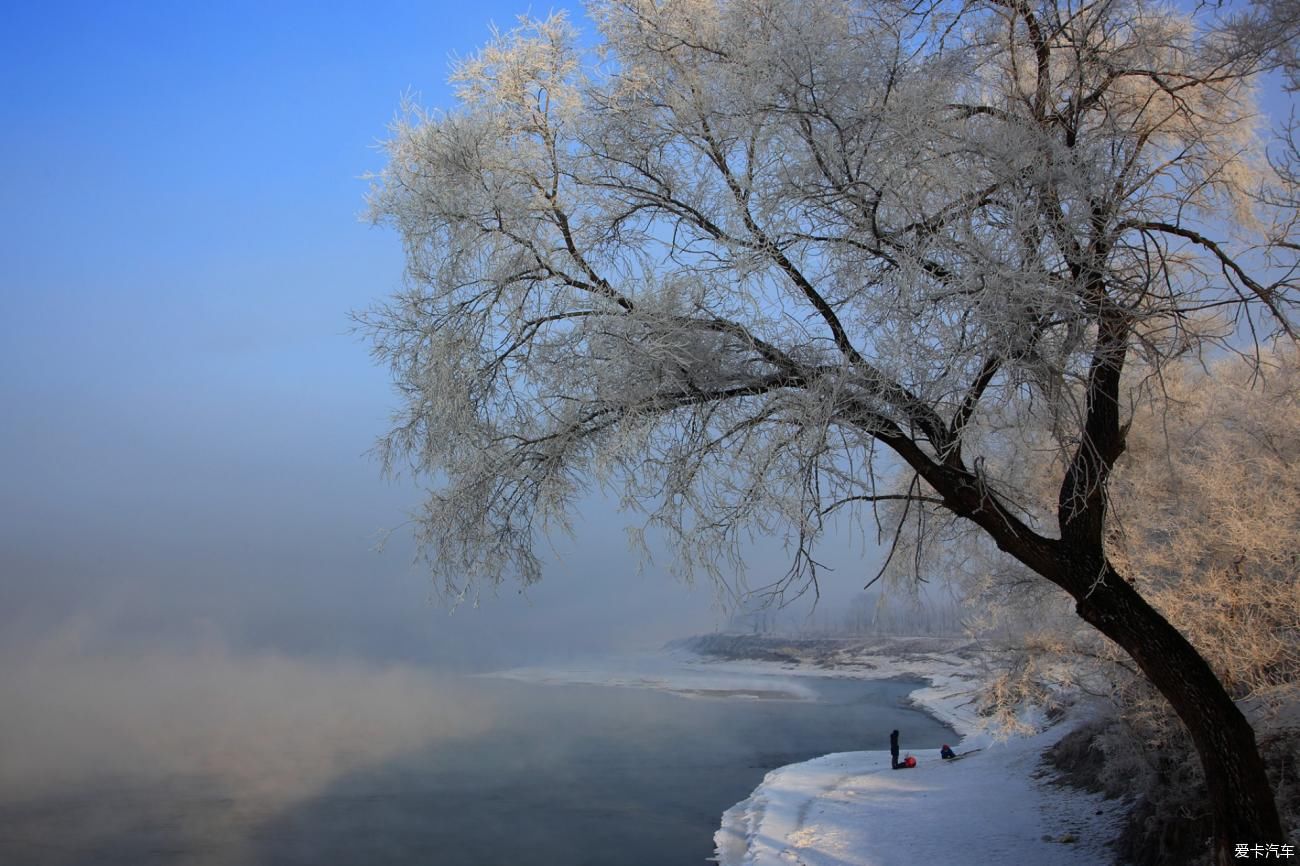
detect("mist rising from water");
top-left (0, 636), bottom-right (492, 817)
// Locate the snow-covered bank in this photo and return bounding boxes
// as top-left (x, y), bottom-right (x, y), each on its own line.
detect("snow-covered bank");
top-left (707, 639), bottom-right (1126, 866)
top-left (714, 732), bottom-right (1123, 866)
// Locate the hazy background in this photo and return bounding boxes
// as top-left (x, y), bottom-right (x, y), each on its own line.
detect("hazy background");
top-left (0, 3), bottom-right (902, 828)
top-left (1, 0), bottom-right (897, 663)
top-left (1, 2), bottom-right (1287, 674)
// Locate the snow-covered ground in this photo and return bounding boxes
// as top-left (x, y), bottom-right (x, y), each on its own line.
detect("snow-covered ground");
top-left (696, 637), bottom-right (1124, 866)
top-left (489, 636), bottom-right (1125, 866)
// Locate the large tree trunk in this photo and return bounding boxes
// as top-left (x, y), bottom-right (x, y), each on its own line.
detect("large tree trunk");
top-left (1034, 304), bottom-right (1284, 862)
top-left (1059, 556), bottom-right (1284, 865)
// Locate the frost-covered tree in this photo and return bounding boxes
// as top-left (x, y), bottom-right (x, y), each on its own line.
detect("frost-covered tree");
top-left (361, 1), bottom-right (1298, 857)
top-left (1105, 352), bottom-right (1300, 860)
top-left (1111, 354), bottom-right (1299, 713)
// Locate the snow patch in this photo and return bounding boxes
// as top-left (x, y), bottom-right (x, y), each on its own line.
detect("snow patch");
top-left (482, 652), bottom-right (822, 701)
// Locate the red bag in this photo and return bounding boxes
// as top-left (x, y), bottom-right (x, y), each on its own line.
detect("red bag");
top-left (903, 756), bottom-right (917, 768)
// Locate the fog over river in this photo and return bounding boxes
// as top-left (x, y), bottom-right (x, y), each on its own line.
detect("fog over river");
top-left (0, 650), bottom-right (954, 866)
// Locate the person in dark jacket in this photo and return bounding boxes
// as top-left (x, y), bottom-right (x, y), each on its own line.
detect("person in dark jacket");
top-left (941, 743), bottom-right (956, 760)
top-left (890, 729), bottom-right (900, 769)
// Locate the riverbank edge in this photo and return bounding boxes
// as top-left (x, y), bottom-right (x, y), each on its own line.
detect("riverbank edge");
top-left (691, 634), bottom-right (1124, 866)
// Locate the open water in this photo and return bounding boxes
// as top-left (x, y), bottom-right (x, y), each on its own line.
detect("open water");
top-left (0, 672), bottom-right (954, 866)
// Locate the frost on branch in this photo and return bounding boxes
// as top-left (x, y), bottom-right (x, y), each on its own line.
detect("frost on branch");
top-left (361, 0), bottom-right (1297, 604)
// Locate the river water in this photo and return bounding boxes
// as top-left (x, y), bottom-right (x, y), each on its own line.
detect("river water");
top-left (0, 669), bottom-right (954, 866)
